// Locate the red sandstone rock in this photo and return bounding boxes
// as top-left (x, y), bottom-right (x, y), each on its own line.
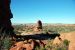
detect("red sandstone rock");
top-left (10, 39), bottom-right (46, 50)
top-left (10, 41), bottom-right (24, 50)
top-left (10, 40), bottom-right (34, 50)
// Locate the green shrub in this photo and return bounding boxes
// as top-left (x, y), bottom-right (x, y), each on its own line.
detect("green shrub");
top-left (1, 37), bottom-right (12, 50)
top-left (63, 39), bottom-right (70, 46)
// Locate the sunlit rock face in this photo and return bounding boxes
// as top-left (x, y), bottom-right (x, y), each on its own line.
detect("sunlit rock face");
top-left (0, 0), bottom-right (14, 37)
top-left (10, 39), bottom-right (46, 50)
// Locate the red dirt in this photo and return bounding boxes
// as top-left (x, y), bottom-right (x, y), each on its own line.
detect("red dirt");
top-left (53, 31), bottom-right (75, 50)
top-left (10, 41), bottom-right (34, 50)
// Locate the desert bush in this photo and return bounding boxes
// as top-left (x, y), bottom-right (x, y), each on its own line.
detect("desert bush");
top-left (1, 37), bottom-right (12, 50)
top-left (55, 39), bottom-right (70, 50)
top-left (35, 39), bottom-right (70, 50)
top-left (63, 39), bottom-right (70, 46)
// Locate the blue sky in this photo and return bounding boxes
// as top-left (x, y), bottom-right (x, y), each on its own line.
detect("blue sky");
top-left (11, 0), bottom-right (75, 24)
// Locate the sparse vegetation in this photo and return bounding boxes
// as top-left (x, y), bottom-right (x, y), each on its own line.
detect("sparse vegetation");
top-left (13, 24), bottom-right (75, 35)
top-left (35, 39), bottom-right (70, 50)
top-left (1, 37), bottom-right (12, 50)
top-left (43, 25), bottom-right (75, 33)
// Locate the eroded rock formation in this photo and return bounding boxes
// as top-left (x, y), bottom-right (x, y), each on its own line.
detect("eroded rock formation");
top-left (0, 0), bottom-right (14, 38)
top-left (0, 0), bottom-right (14, 50)
top-left (37, 20), bottom-right (42, 29)
top-left (33, 20), bottom-right (42, 32)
